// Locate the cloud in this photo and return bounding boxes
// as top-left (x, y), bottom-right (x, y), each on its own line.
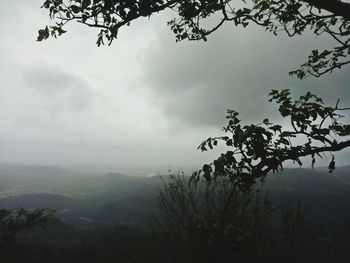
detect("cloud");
top-left (25, 65), bottom-right (91, 112)
top-left (141, 21), bottom-right (350, 128)
top-left (0, 2), bottom-right (349, 168)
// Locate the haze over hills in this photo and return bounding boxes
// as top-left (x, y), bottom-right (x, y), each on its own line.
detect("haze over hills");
top-left (0, 193), bottom-right (73, 210)
top-left (264, 167), bottom-right (350, 234)
top-left (325, 165), bottom-right (350, 185)
top-left (0, 163), bottom-right (88, 197)
top-left (264, 167), bottom-right (350, 193)
top-left (0, 163), bottom-right (68, 176)
top-left (0, 163), bottom-right (349, 232)
top-left (0, 163), bottom-right (163, 229)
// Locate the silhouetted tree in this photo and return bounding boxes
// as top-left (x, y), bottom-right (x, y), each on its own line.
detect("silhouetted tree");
top-left (151, 172), bottom-right (350, 263)
top-left (152, 173), bottom-right (275, 263)
top-left (194, 89), bottom-right (350, 191)
top-left (38, 0), bottom-right (349, 78)
top-left (0, 208), bottom-right (55, 248)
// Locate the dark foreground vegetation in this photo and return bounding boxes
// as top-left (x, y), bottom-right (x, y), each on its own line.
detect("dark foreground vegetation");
top-left (1, 164), bottom-right (350, 263)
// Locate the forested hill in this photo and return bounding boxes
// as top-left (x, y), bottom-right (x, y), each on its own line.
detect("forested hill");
top-left (0, 163), bottom-right (86, 196)
top-left (0, 163), bottom-right (349, 231)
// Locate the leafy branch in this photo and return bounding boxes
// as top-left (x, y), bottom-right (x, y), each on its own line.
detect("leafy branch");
top-left (38, 1), bottom-right (350, 78)
top-left (192, 89), bottom-right (350, 192)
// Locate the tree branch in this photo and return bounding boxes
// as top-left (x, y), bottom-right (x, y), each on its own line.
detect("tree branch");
top-left (283, 140), bottom-right (350, 161)
top-left (304, 0), bottom-right (350, 20)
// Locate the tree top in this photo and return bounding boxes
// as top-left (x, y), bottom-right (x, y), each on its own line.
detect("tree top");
top-left (38, 0), bottom-right (350, 78)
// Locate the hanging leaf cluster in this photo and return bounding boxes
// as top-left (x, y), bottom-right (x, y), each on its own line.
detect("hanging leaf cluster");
top-left (192, 89), bottom-right (350, 192)
top-left (38, 0), bottom-right (350, 77)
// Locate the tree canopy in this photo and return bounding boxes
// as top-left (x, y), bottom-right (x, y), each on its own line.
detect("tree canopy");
top-left (194, 89), bottom-right (350, 192)
top-left (0, 208), bottom-right (55, 248)
top-left (38, 0), bottom-right (349, 78)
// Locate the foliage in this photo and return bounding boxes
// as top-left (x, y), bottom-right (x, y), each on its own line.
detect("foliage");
top-left (150, 173), bottom-right (350, 263)
top-left (194, 89), bottom-right (350, 192)
top-left (152, 173), bottom-right (275, 262)
top-left (38, 0), bottom-right (350, 78)
top-left (0, 208), bottom-right (55, 248)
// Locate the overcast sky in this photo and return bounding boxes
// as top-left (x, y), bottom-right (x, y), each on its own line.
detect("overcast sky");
top-left (0, 1), bottom-right (349, 171)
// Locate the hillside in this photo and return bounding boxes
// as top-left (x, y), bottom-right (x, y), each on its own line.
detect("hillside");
top-left (264, 167), bottom-right (350, 193)
top-left (0, 164), bottom-right (349, 232)
top-left (331, 165), bottom-right (350, 185)
top-left (0, 163), bottom-right (68, 177)
top-left (54, 173), bottom-right (161, 229)
top-left (0, 193), bottom-right (74, 209)
top-left (0, 163), bottom-right (89, 196)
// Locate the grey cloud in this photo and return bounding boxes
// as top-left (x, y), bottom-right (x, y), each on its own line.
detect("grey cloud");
top-left (0, 1), bottom-right (349, 168)
top-left (141, 23), bottom-right (350, 128)
top-left (25, 66), bottom-right (91, 112)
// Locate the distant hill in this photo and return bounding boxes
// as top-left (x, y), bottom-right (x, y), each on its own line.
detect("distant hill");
top-left (0, 163), bottom-right (88, 196)
top-left (0, 163), bottom-right (68, 177)
top-left (264, 167), bottom-right (350, 235)
top-left (264, 167), bottom-right (350, 193)
top-left (0, 193), bottom-right (73, 209)
top-left (0, 164), bottom-right (349, 233)
top-left (54, 173), bottom-right (162, 229)
top-left (54, 172), bottom-right (162, 198)
top-left (332, 165), bottom-right (350, 185)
